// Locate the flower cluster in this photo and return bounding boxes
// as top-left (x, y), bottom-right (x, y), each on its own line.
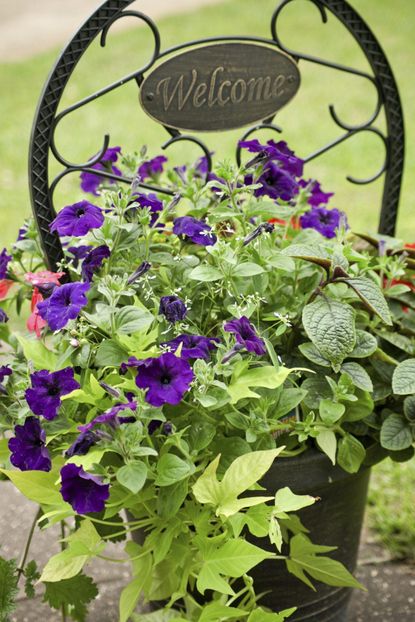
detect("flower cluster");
top-left (0, 140), bottom-right (413, 621)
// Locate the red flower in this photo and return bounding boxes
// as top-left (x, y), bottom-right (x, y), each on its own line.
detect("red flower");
top-left (25, 271), bottom-right (64, 286)
top-left (268, 216), bottom-right (300, 230)
top-left (0, 280), bottom-right (14, 300)
top-left (404, 243), bottom-right (415, 249)
top-left (27, 288), bottom-right (47, 338)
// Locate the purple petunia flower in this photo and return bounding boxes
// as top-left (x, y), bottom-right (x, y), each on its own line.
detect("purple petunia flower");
top-left (37, 282), bottom-right (90, 331)
top-left (0, 248), bottom-right (11, 279)
top-left (300, 207), bottom-right (348, 239)
top-left (25, 367), bottom-right (80, 420)
top-left (8, 417), bottom-right (51, 472)
top-left (120, 356), bottom-right (143, 375)
top-left (50, 201), bottom-right (104, 237)
top-left (135, 352), bottom-right (194, 407)
top-left (65, 430), bottom-right (99, 458)
top-left (0, 365), bottom-right (12, 383)
top-left (138, 155), bottom-right (167, 180)
top-left (78, 402), bottom-right (137, 433)
top-left (173, 216), bottom-right (217, 246)
top-left (80, 146), bottom-right (122, 196)
top-left (81, 245), bottom-right (111, 282)
top-left (299, 179), bottom-right (334, 207)
top-left (159, 295), bottom-right (187, 323)
top-left (148, 420), bottom-right (173, 435)
top-left (127, 261), bottom-right (151, 285)
top-left (248, 162), bottom-right (299, 202)
top-left (132, 193), bottom-right (163, 226)
top-left (162, 334), bottom-right (219, 360)
top-left (60, 463), bottom-right (110, 514)
top-left (224, 316), bottom-right (266, 355)
top-left (0, 308), bottom-right (8, 323)
top-left (16, 225), bottom-right (28, 242)
top-left (67, 245), bottom-right (92, 268)
top-left (240, 139), bottom-right (304, 177)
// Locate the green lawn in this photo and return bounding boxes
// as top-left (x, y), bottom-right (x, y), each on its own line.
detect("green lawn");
top-left (0, 0), bottom-right (414, 245)
top-left (369, 459), bottom-right (415, 560)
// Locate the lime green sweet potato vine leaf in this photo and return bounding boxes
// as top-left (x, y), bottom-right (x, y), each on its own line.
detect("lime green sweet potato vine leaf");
top-left (196, 538), bottom-right (274, 595)
top-left (40, 520), bottom-right (104, 582)
top-left (286, 534), bottom-right (364, 591)
top-left (226, 362), bottom-right (296, 404)
top-left (192, 448), bottom-right (283, 517)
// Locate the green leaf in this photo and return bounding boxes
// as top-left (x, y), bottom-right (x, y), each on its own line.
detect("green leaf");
top-left (404, 395), bottom-right (415, 422)
top-left (377, 331), bottom-right (415, 355)
top-left (227, 365), bottom-right (293, 404)
top-left (337, 434), bottom-right (366, 473)
top-left (156, 479), bottom-right (189, 519)
top-left (40, 520), bottom-right (103, 582)
top-left (274, 487), bottom-right (315, 515)
top-left (302, 297), bottom-right (355, 370)
top-left (16, 335), bottom-right (57, 371)
top-left (245, 505), bottom-right (271, 538)
top-left (193, 449), bottom-right (283, 517)
top-left (196, 539), bottom-right (274, 595)
top-left (343, 277), bottom-right (392, 325)
top-left (95, 339), bottom-right (129, 367)
top-left (380, 414), bottom-right (413, 451)
top-left (115, 306), bottom-right (154, 334)
top-left (188, 265), bottom-right (223, 282)
top-left (116, 462), bottom-right (147, 494)
top-left (192, 447), bottom-right (283, 517)
top-left (287, 534), bottom-right (363, 590)
top-left (83, 303), bottom-right (112, 333)
top-left (343, 389), bottom-right (374, 422)
top-left (0, 556), bottom-right (18, 622)
top-left (316, 430), bottom-right (337, 465)
top-left (43, 573), bottom-right (98, 622)
top-left (23, 560), bottom-right (40, 598)
top-left (281, 244), bottom-right (331, 270)
top-left (248, 607), bottom-right (296, 622)
top-left (119, 549), bottom-right (152, 622)
top-left (340, 362), bottom-right (373, 392)
top-left (187, 421), bottom-right (216, 451)
top-left (0, 469), bottom-right (66, 506)
top-left (0, 440), bottom-right (10, 464)
top-left (233, 262), bottom-right (265, 277)
top-left (349, 330), bottom-right (378, 358)
top-left (220, 448), bottom-right (283, 504)
top-left (198, 602), bottom-right (248, 621)
top-left (392, 359), bottom-right (415, 395)
top-left (319, 400), bottom-right (345, 424)
top-left (298, 343), bottom-right (331, 367)
top-left (274, 388), bottom-right (307, 419)
top-left (155, 454), bottom-right (194, 487)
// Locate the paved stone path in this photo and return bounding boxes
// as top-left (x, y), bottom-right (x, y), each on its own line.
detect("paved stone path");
top-left (0, 0), bottom-right (223, 62)
top-left (1, 482), bottom-right (414, 621)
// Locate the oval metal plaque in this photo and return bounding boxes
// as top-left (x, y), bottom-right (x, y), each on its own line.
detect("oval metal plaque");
top-left (139, 42), bottom-right (300, 132)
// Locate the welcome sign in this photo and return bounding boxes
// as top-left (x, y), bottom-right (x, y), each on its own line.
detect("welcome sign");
top-left (140, 42), bottom-right (301, 132)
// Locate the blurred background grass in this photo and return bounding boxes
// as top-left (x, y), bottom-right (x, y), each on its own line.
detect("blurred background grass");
top-left (0, 0), bottom-right (414, 247)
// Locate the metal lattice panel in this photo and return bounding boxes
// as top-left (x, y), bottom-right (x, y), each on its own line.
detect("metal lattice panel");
top-left (29, 0), bottom-right (405, 270)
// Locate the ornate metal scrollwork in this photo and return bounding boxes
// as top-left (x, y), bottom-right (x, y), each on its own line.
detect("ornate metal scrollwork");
top-left (29, 0), bottom-right (404, 270)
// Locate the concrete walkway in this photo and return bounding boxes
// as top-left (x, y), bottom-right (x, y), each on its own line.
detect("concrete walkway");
top-left (0, 0), bottom-right (224, 62)
top-left (1, 482), bottom-right (414, 621)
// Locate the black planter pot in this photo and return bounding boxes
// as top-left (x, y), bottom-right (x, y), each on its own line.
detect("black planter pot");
top-left (248, 449), bottom-right (371, 621)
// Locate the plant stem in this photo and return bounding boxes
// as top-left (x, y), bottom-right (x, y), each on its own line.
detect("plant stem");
top-left (60, 521), bottom-right (68, 622)
top-left (16, 506), bottom-right (42, 582)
